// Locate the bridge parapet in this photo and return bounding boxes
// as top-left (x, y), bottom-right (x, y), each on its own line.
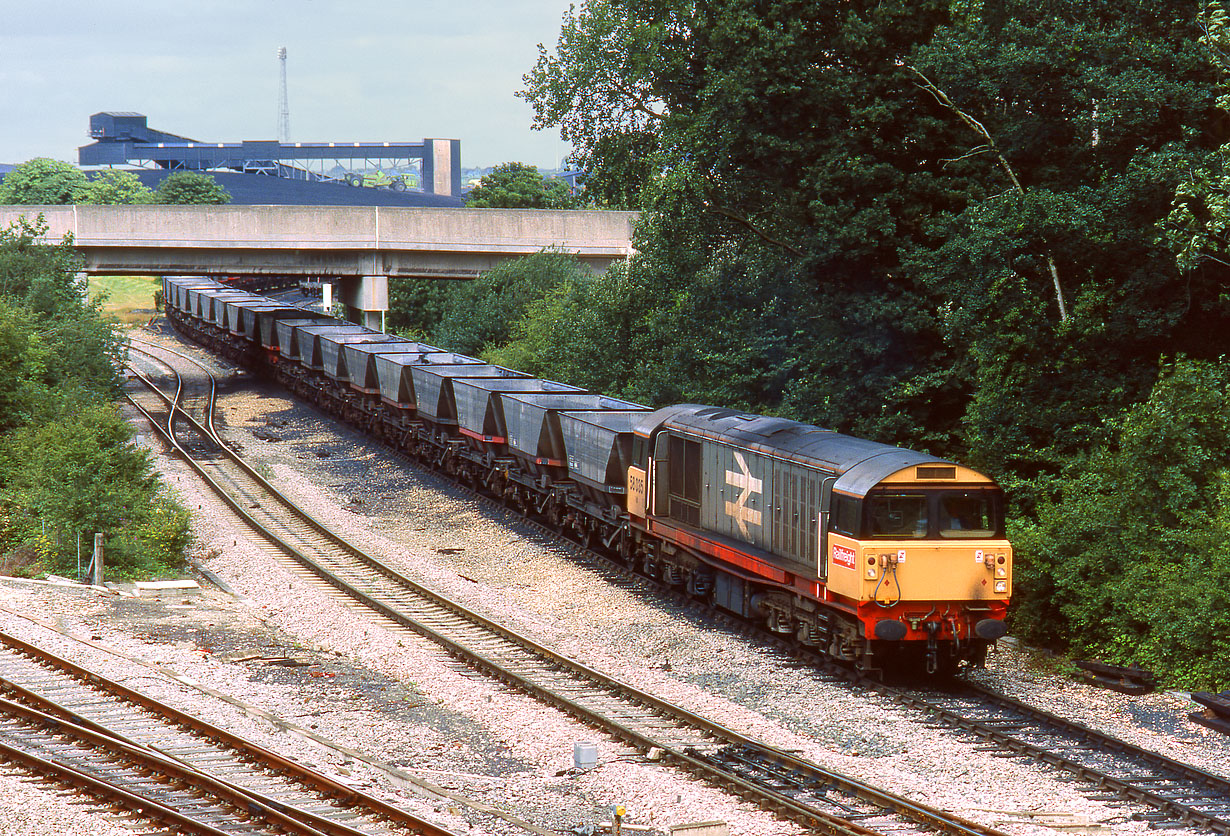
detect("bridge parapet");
top-left (0, 205), bottom-right (638, 280)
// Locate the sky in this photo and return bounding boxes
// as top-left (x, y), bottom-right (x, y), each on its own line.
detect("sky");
top-left (0, 1), bottom-right (575, 170)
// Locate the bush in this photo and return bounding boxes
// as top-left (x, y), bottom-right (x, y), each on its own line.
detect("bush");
top-left (482, 262), bottom-right (648, 397)
top-left (153, 172), bottom-right (230, 205)
top-left (0, 217), bottom-right (193, 580)
top-left (129, 489), bottom-right (194, 574)
top-left (431, 249), bottom-right (591, 355)
top-left (386, 277), bottom-right (451, 339)
top-left (1011, 358), bottom-right (1230, 689)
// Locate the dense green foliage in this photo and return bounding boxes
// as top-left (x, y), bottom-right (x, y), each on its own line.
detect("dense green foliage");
top-left (1, 160), bottom-right (159, 206)
top-left (153, 172), bottom-right (231, 205)
top-left (1012, 359), bottom-right (1230, 688)
top-left (80, 170), bottom-right (156, 205)
top-left (388, 1), bottom-right (1230, 685)
top-left (1167, 3), bottom-right (1230, 273)
top-left (0, 217), bottom-right (191, 578)
top-left (0, 159), bottom-right (90, 204)
top-left (426, 250), bottom-right (594, 355)
top-left (386, 278), bottom-right (450, 342)
top-left (465, 162), bottom-right (575, 209)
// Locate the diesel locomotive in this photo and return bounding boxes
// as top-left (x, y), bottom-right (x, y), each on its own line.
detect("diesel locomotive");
top-left (161, 277), bottom-right (1012, 676)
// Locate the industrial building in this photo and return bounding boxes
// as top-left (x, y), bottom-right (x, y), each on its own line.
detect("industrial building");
top-left (77, 112), bottom-right (462, 205)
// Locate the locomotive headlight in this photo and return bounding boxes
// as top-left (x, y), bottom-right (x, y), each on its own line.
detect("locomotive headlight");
top-left (994, 580), bottom-right (1007, 593)
top-left (995, 566), bottom-right (1007, 578)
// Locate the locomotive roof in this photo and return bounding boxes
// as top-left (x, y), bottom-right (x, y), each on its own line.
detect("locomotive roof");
top-left (636, 404), bottom-right (960, 498)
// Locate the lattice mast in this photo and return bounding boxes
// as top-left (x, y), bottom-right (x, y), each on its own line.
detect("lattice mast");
top-left (277, 47), bottom-right (290, 143)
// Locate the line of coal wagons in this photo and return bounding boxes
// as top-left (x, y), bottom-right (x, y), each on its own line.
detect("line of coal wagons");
top-left (161, 277), bottom-right (1012, 675)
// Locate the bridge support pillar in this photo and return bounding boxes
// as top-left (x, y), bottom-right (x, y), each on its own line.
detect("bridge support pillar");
top-left (338, 275), bottom-right (388, 331)
top-left (346, 307), bottom-right (385, 330)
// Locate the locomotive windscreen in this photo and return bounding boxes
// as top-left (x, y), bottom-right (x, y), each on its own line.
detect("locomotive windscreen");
top-left (864, 489), bottom-right (1003, 539)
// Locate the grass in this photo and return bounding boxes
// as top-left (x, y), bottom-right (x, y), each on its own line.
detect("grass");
top-left (89, 275), bottom-right (161, 324)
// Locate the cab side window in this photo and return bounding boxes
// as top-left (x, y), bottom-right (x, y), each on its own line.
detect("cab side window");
top-left (831, 496), bottom-right (861, 537)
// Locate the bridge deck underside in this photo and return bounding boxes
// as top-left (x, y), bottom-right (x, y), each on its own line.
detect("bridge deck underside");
top-left (79, 246), bottom-right (622, 280)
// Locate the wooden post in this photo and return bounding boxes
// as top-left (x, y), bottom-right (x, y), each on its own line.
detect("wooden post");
top-left (92, 533), bottom-right (104, 586)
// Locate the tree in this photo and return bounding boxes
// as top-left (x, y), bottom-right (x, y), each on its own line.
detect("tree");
top-left (0, 217), bottom-right (124, 419)
top-left (1164, 3), bottom-right (1230, 322)
top-left (431, 249), bottom-right (591, 355)
top-left (153, 172), bottom-right (231, 205)
top-left (1011, 359), bottom-right (1230, 688)
top-left (521, 2), bottom-right (673, 207)
top-left (0, 301), bottom-right (48, 433)
top-left (904, 2), bottom-right (1221, 507)
top-left (79, 170), bottom-right (155, 205)
top-left (525, 0), bottom-right (979, 441)
top-left (0, 158), bottom-right (89, 205)
top-left (465, 162), bottom-right (575, 209)
top-left (0, 217), bottom-right (186, 578)
top-left (524, 0), bottom-right (1225, 463)
top-left (0, 215), bottom-right (84, 304)
top-left (519, 1), bottom-right (1230, 684)
top-left (572, 131), bottom-right (661, 209)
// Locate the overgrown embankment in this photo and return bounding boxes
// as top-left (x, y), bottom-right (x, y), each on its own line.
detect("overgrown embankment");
top-left (0, 217), bottom-right (190, 579)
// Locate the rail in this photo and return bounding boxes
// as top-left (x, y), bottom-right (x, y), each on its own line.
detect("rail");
top-left (124, 336), bottom-right (1017, 836)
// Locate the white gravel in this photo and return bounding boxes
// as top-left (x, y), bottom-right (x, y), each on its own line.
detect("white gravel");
top-left (2, 326), bottom-right (1223, 836)
top-left (0, 766), bottom-right (138, 836)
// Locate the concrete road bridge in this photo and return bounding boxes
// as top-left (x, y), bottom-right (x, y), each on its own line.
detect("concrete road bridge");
top-left (0, 204), bottom-right (637, 327)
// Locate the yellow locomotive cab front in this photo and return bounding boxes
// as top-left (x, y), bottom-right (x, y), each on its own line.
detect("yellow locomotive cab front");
top-left (826, 468), bottom-right (1012, 608)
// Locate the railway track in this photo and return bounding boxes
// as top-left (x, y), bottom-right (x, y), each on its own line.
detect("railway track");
top-left (875, 680), bottom-right (1230, 833)
top-left (124, 336), bottom-right (1019, 836)
top-left (137, 330), bottom-right (1230, 834)
top-left (0, 629), bottom-right (454, 836)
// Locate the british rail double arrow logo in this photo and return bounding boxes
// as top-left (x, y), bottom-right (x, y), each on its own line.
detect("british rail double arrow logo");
top-left (725, 451), bottom-right (763, 537)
